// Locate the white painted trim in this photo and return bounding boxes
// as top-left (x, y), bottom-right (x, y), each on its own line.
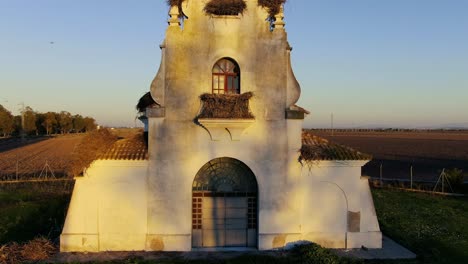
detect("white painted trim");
top-left (90, 160), bottom-right (148, 167)
top-left (198, 118), bottom-right (255, 141)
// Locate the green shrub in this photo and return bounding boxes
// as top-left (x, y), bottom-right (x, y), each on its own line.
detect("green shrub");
top-left (293, 243), bottom-right (362, 264)
top-left (445, 168), bottom-right (464, 192)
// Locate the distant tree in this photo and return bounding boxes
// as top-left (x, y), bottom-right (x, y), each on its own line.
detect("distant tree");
top-left (53, 112), bottom-right (61, 134)
top-left (1, 107), bottom-right (98, 137)
top-left (0, 104), bottom-right (14, 137)
top-left (42, 112), bottom-right (57, 135)
top-left (13, 115), bottom-right (22, 135)
top-left (72, 114), bottom-right (85, 133)
top-left (83, 117), bottom-right (97, 132)
top-left (23, 106), bottom-right (37, 135)
top-left (35, 112), bottom-right (47, 135)
top-left (58, 111), bottom-right (73, 134)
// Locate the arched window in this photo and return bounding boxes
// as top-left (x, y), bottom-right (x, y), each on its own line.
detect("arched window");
top-left (212, 58), bottom-right (240, 94)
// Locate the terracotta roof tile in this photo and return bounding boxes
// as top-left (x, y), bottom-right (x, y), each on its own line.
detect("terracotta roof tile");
top-left (291, 104), bottom-right (310, 115)
top-left (301, 130), bottom-right (371, 161)
top-left (96, 131), bottom-right (367, 162)
top-left (99, 134), bottom-right (148, 161)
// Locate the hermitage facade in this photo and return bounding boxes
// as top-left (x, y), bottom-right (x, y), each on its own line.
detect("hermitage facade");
top-left (60, 0), bottom-right (382, 251)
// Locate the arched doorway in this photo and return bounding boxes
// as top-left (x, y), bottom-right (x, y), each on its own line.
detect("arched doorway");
top-left (192, 157), bottom-right (258, 248)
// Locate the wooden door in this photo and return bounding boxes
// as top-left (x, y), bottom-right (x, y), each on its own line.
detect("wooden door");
top-left (192, 158), bottom-right (258, 248)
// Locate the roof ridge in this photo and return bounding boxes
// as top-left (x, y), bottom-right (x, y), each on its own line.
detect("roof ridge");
top-left (300, 130), bottom-right (371, 161)
top-left (97, 133), bottom-right (148, 161)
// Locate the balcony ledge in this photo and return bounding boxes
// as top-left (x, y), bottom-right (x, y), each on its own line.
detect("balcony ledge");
top-left (198, 118), bottom-right (255, 141)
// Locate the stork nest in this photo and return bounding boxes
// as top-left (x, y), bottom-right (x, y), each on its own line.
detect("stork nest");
top-left (166, 0), bottom-right (188, 18)
top-left (299, 144), bottom-right (330, 162)
top-left (166, 0), bottom-right (183, 5)
top-left (166, 0), bottom-right (285, 18)
top-left (258, 0), bottom-right (286, 18)
top-left (204, 0), bottom-right (247, 16)
top-left (136, 92), bottom-right (157, 113)
top-left (198, 92), bottom-right (254, 119)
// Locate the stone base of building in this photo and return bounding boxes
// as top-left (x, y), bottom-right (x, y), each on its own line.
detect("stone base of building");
top-left (60, 231), bottom-right (382, 252)
top-left (258, 231), bottom-right (382, 250)
top-left (60, 234), bottom-right (190, 252)
top-left (60, 234), bottom-right (100, 252)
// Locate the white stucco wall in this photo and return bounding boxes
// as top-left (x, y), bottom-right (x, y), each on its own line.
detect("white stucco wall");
top-left (298, 161), bottom-right (382, 249)
top-left (146, 119), bottom-right (381, 250)
top-left (60, 160), bottom-right (148, 252)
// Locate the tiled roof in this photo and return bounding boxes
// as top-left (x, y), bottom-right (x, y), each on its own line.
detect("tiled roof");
top-left (291, 104), bottom-right (310, 115)
top-left (96, 131), bottom-right (367, 162)
top-left (301, 131), bottom-right (371, 161)
top-left (99, 134), bottom-right (148, 161)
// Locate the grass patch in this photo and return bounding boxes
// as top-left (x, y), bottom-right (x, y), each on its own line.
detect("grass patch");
top-left (0, 181), bottom-right (73, 244)
top-left (371, 188), bottom-right (468, 264)
top-left (1, 181), bottom-right (467, 263)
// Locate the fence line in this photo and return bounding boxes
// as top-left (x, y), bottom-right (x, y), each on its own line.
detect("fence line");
top-left (0, 158), bottom-right (69, 181)
top-left (0, 178), bottom-right (73, 184)
top-left (371, 177), bottom-right (436, 184)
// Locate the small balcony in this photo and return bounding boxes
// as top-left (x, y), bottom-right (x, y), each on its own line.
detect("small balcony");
top-left (197, 92), bottom-right (255, 141)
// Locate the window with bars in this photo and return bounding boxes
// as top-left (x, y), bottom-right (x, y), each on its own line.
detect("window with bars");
top-left (248, 197), bottom-right (257, 229)
top-left (192, 197), bottom-right (202, 229)
top-left (212, 58), bottom-right (240, 94)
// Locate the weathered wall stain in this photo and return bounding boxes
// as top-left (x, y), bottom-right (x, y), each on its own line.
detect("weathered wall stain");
top-left (348, 211), bottom-right (361, 232)
top-left (149, 236), bottom-right (165, 251)
top-left (272, 234), bottom-right (287, 248)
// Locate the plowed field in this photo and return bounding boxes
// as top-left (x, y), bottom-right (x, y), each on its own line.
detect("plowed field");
top-left (310, 130), bottom-right (468, 181)
top-left (0, 135), bottom-right (84, 180)
top-left (310, 130), bottom-right (468, 161)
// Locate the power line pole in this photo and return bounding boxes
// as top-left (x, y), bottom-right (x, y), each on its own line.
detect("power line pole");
top-left (410, 165), bottom-right (413, 189)
top-left (331, 113), bottom-right (334, 136)
top-left (380, 163), bottom-right (383, 186)
top-left (19, 102), bottom-right (25, 142)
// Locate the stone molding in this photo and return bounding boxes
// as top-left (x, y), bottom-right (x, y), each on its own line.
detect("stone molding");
top-left (198, 118), bottom-right (255, 141)
top-left (147, 107), bottom-right (166, 118)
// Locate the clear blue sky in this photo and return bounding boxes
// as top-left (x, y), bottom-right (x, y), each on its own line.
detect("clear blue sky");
top-left (1, 0), bottom-right (467, 128)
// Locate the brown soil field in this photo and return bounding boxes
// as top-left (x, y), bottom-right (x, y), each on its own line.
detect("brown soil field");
top-left (0, 135), bottom-right (84, 180)
top-left (2, 129), bottom-right (466, 182)
top-left (310, 130), bottom-right (468, 161)
top-left (309, 130), bottom-right (468, 182)
top-left (0, 129), bottom-right (142, 181)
